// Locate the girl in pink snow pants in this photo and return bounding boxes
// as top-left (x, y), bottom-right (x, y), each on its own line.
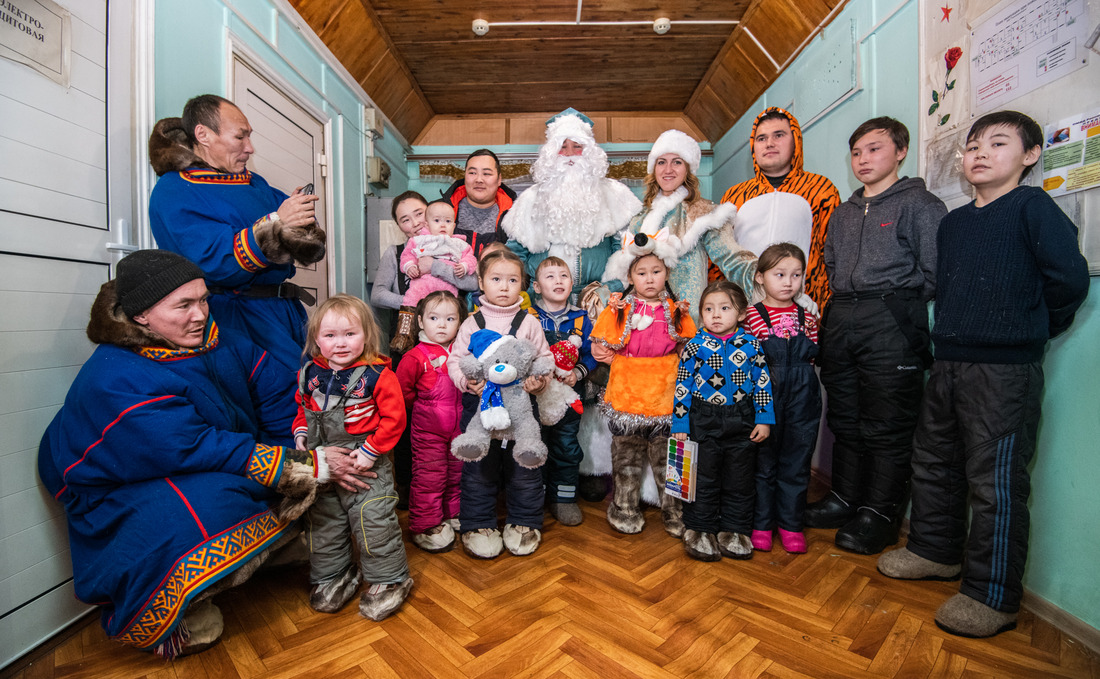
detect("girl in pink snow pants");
top-left (396, 290), bottom-right (466, 553)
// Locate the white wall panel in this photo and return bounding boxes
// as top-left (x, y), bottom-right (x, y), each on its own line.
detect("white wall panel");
top-left (0, 583), bottom-right (88, 667)
top-left (0, 0), bottom-right (118, 668)
top-left (0, 95), bottom-right (106, 169)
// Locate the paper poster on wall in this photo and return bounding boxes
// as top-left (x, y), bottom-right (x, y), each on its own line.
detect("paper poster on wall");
top-left (1042, 108), bottom-right (1100, 197)
top-left (926, 127), bottom-right (972, 204)
top-left (969, 0), bottom-right (1087, 114)
top-left (0, 0), bottom-right (70, 87)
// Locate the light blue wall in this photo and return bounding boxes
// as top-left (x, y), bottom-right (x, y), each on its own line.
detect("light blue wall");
top-left (153, 0), bottom-right (410, 299)
top-left (709, 0), bottom-right (1099, 631)
top-left (1028, 285), bottom-right (1100, 629)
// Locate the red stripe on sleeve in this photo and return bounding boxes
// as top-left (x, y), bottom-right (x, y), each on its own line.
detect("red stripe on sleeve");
top-left (62, 395), bottom-right (177, 480)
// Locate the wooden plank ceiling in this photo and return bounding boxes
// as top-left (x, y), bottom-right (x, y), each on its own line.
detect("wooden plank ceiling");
top-left (289, 0), bottom-right (846, 144)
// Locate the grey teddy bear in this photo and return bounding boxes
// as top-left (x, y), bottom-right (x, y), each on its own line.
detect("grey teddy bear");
top-left (451, 329), bottom-right (569, 469)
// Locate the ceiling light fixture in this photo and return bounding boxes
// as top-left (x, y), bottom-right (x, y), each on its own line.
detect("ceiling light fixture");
top-left (469, 18), bottom-right (737, 36)
top-left (468, 1), bottom-right (736, 37)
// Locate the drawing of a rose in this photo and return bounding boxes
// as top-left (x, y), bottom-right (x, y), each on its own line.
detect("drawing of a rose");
top-left (929, 46), bottom-right (962, 126)
top-left (945, 46), bottom-right (963, 71)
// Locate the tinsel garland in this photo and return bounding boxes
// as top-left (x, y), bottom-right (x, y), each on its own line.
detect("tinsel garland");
top-left (417, 158), bottom-right (649, 187)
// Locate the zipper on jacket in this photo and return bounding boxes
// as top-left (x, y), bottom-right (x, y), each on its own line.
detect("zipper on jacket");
top-left (321, 368), bottom-right (338, 410)
top-left (849, 199), bottom-right (871, 291)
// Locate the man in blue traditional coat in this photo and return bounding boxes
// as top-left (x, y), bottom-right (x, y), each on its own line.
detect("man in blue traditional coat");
top-left (148, 94), bottom-right (326, 374)
top-left (39, 250), bottom-right (369, 658)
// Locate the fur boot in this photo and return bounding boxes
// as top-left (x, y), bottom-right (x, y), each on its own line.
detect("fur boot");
top-left (647, 437), bottom-right (683, 537)
top-left (154, 600), bottom-right (224, 658)
top-left (461, 528), bottom-right (503, 559)
top-left (359, 577), bottom-right (414, 622)
top-left (310, 564), bottom-right (360, 613)
top-left (682, 529), bottom-right (721, 562)
top-left (182, 600), bottom-right (224, 649)
top-left (389, 306), bottom-right (418, 353)
top-left (607, 435), bottom-right (647, 534)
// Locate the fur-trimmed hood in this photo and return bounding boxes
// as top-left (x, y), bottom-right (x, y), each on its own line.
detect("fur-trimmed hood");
top-left (749, 107), bottom-right (805, 182)
top-left (149, 117), bottom-right (209, 176)
top-left (86, 279), bottom-right (172, 349)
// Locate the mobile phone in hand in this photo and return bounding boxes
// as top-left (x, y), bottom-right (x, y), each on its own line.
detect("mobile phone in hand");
top-left (302, 182), bottom-right (314, 195)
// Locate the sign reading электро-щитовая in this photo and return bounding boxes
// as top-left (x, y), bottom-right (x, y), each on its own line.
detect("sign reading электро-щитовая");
top-left (0, 0), bottom-right (70, 87)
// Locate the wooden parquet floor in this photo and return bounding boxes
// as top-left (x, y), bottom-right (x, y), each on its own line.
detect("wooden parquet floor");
top-left (7, 501), bottom-right (1098, 679)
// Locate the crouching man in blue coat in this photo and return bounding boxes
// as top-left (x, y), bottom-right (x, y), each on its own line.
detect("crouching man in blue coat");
top-left (38, 250), bottom-right (370, 658)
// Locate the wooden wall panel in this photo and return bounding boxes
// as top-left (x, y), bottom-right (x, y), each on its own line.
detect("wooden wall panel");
top-left (287, 0), bottom-right (348, 33)
top-left (312, 1), bottom-right (389, 82)
top-left (360, 52), bottom-right (415, 115)
top-left (686, 87), bottom-right (735, 143)
top-left (422, 83), bottom-right (700, 117)
top-left (609, 116), bottom-right (701, 144)
top-left (413, 113), bottom-right (703, 146)
top-left (793, 0), bottom-right (839, 27)
top-left (742, 0), bottom-right (814, 67)
top-left (402, 39), bottom-right (723, 85)
top-left (508, 117), bottom-right (555, 145)
top-left (391, 91), bottom-right (435, 145)
top-left (417, 118), bottom-right (509, 147)
top-left (287, 0), bottom-right (848, 143)
top-left (288, 0), bottom-right (435, 141)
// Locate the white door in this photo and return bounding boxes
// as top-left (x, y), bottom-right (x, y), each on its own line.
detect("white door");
top-left (0, 0), bottom-right (134, 667)
top-left (233, 58), bottom-right (330, 311)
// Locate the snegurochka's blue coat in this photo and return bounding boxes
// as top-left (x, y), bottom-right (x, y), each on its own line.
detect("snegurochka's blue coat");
top-left (38, 321), bottom-right (300, 650)
top-left (149, 168), bottom-right (307, 373)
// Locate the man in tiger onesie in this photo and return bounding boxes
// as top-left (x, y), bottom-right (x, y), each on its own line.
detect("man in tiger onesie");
top-left (720, 107), bottom-right (840, 312)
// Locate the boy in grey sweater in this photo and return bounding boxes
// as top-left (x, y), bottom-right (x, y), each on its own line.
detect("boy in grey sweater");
top-left (807, 117), bottom-right (947, 555)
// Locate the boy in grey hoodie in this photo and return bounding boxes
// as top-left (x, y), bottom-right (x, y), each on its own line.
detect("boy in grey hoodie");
top-left (807, 117), bottom-right (947, 555)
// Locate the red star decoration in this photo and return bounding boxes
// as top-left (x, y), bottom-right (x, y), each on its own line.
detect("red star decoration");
top-left (941, 5), bottom-right (953, 22)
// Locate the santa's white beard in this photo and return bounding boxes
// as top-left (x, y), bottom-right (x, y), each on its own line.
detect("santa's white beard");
top-left (529, 154), bottom-right (608, 247)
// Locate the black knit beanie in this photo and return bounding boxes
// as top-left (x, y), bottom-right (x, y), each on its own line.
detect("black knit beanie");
top-left (115, 249), bottom-right (205, 317)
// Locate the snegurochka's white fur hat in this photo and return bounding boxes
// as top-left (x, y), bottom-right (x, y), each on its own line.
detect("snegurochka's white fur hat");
top-left (647, 129), bottom-right (701, 175)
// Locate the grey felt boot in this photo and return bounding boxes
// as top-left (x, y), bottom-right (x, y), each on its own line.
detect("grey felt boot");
top-left (549, 502), bottom-right (584, 526)
top-left (935, 593), bottom-right (1017, 638)
top-left (878, 547), bottom-right (962, 581)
